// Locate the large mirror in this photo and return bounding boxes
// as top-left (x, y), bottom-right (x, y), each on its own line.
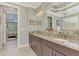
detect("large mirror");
top-left (36, 2), bottom-right (79, 38)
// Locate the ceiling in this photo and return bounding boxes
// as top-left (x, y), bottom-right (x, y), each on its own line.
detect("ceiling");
top-left (52, 2), bottom-right (71, 9)
top-left (11, 2), bottom-right (79, 17)
top-left (47, 2), bottom-right (79, 17)
top-left (12, 2), bottom-right (42, 9)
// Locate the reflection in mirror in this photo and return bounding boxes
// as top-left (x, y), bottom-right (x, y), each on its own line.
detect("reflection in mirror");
top-left (36, 2), bottom-right (79, 40)
top-left (48, 16), bottom-right (52, 28)
top-left (62, 16), bottom-right (79, 36)
top-left (47, 16), bottom-right (53, 31)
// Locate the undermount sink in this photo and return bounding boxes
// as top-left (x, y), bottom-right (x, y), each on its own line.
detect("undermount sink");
top-left (54, 38), bottom-right (79, 48)
top-left (64, 40), bottom-right (79, 48)
top-left (54, 38), bottom-right (66, 43)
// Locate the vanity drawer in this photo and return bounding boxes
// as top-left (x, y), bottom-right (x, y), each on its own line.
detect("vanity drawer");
top-left (46, 40), bottom-right (79, 56)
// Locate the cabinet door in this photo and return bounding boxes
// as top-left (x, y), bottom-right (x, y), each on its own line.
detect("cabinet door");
top-left (42, 40), bottom-right (53, 56)
top-left (34, 38), bottom-right (42, 56)
top-left (29, 35), bottom-right (32, 47)
top-left (31, 38), bottom-right (35, 50)
top-left (37, 41), bottom-right (42, 56)
top-left (42, 44), bottom-right (53, 56)
top-left (29, 35), bottom-right (35, 50)
top-left (53, 50), bottom-right (65, 56)
top-left (29, 35), bottom-right (31, 45)
top-left (34, 39), bottom-right (38, 55)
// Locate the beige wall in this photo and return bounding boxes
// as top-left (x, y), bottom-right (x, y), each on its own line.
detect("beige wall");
top-left (18, 6), bottom-right (29, 47)
top-left (28, 7), bottom-right (37, 32)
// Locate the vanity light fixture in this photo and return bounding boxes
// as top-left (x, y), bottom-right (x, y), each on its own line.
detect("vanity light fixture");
top-left (36, 10), bottom-right (44, 17)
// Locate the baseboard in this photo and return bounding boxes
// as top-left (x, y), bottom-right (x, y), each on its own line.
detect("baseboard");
top-left (18, 44), bottom-right (29, 48)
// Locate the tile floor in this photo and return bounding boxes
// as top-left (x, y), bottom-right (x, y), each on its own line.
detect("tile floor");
top-left (0, 38), bottom-right (36, 56)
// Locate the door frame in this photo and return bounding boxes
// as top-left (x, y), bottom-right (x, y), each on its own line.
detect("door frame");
top-left (0, 3), bottom-right (20, 48)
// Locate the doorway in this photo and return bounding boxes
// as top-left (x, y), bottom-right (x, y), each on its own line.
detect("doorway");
top-left (47, 16), bottom-right (52, 28)
top-left (1, 5), bottom-right (18, 49)
top-left (47, 16), bottom-right (53, 31)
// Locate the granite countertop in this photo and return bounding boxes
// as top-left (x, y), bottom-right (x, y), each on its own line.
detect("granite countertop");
top-left (30, 33), bottom-right (79, 51)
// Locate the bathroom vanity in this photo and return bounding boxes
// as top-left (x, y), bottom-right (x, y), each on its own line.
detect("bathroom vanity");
top-left (29, 3), bottom-right (79, 56)
top-left (29, 33), bottom-right (79, 56)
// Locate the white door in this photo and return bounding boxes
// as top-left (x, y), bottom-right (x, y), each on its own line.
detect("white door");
top-left (0, 6), bottom-right (6, 49)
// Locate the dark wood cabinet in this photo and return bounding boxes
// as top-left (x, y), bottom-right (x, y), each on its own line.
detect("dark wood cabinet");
top-left (34, 37), bottom-right (42, 56)
top-left (42, 44), bottom-right (53, 56)
top-left (29, 34), bottom-right (79, 56)
top-left (53, 50), bottom-right (65, 56)
top-left (42, 39), bottom-right (53, 56)
top-left (29, 34), bottom-right (35, 50)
